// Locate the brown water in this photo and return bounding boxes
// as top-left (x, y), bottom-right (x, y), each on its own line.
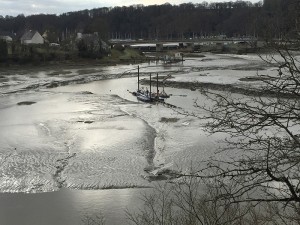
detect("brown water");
top-left (0, 54), bottom-right (268, 225)
top-left (0, 188), bottom-right (145, 225)
top-left (0, 72), bottom-right (214, 225)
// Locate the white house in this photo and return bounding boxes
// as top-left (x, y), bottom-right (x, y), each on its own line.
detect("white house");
top-left (0, 35), bottom-right (12, 42)
top-left (21, 30), bottom-right (44, 44)
top-left (0, 32), bottom-right (13, 42)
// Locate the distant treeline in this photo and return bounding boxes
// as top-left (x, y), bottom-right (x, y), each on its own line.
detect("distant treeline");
top-left (0, 0), bottom-right (299, 41)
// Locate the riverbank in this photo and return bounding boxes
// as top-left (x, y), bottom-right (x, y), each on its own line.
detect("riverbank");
top-left (141, 79), bottom-right (300, 99)
top-left (0, 47), bottom-right (147, 74)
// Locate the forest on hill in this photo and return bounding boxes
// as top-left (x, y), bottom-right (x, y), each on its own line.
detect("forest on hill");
top-left (0, 0), bottom-right (299, 42)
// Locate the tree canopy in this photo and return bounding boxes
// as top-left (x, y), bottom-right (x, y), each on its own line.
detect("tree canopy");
top-left (0, 0), bottom-right (298, 41)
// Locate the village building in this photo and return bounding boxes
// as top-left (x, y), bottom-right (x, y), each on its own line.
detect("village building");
top-left (0, 35), bottom-right (12, 42)
top-left (21, 30), bottom-right (44, 45)
top-left (0, 31), bottom-right (14, 42)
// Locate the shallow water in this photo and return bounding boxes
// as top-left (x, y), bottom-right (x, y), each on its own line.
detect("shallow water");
top-left (0, 188), bottom-right (145, 225)
top-left (0, 90), bottom-right (159, 192)
top-left (0, 76), bottom-right (217, 224)
top-left (0, 54), bottom-right (265, 224)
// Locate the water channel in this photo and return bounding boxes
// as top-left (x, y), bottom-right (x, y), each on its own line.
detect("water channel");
top-left (0, 75), bottom-right (212, 225)
top-left (0, 54), bottom-right (264, 224)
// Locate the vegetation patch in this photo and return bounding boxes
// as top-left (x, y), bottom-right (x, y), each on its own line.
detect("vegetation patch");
top-left (77, 120), bottom-right (94, 124)
top-left (239, 76), bottom-right (273, 82)
top-left (160, 117), bottom-right (180, 123)
top-left (232, 66), bottom-right (266, 71)
top-left (77, 91), bottom-right (94, 95)
top-left (17, 101), bottom-right (36, 106)
top-left (47, 70), bottom-right (72, 76)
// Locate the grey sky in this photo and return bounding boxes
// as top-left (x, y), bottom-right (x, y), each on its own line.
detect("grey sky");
top-left (0, 0), bottom-right (261, 17)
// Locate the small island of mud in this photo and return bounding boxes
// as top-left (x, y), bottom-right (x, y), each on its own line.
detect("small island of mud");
top-left (17, 101), bottom-right (37, 106)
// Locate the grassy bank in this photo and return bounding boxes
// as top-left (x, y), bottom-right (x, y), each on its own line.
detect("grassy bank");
top-left (0, 47), bottom-right (147, 74)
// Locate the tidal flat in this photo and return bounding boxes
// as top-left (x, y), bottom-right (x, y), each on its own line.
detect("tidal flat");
top-left (0, 53), bottom-right (278, 224)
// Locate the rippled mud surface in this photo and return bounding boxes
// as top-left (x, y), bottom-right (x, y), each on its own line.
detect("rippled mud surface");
top-left (1, 54), bottom-right (251, 193)
top-left (0, 91), bottom-right (159, 192)
top-left (0, 53), bottom-right (279, 224)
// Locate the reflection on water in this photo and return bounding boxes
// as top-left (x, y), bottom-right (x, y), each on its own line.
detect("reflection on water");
top-left (0, 188), bottom-right (145, 225)
top-left (0, 72), bottom-right (213, 224)
top-left (54, 76), bottom-right (207, 110)
top-left (54, 77), bottom-right (139, 103)
top-left (0, 54), bottom-right (265, 224)
top-left (0, 189), bottom-right (78, 225)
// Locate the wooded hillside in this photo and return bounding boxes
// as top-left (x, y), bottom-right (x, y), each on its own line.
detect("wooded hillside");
top-left (0, 0), bottom-right (299, 41)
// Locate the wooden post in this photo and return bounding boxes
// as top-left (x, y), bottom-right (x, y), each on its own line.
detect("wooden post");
top-left (157, 73), bottom-right (159, 99)
top-left (149, 73), bottom-right (152, 99)
top-left (138, 65), bottom-right (140, 91)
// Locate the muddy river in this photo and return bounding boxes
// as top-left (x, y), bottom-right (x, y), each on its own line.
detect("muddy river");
top-left (0, 53), bottom-right (269, 224)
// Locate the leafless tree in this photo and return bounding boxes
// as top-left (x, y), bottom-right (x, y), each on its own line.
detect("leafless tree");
top-left (81, 214), bottom-right (105, 225)
top-left (183, 35), bottom-right (300, 223)
top-left (126, 176), bottom-right (291, 225)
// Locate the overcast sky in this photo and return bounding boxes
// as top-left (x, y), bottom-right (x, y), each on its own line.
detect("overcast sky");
top-left (0, 0), bottom-right (261, 17)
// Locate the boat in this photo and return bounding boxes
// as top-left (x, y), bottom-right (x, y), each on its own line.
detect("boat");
top-left (136, 92), bottom-right (152, 102)
top-left (131, 66), bottom-right (166, 103)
